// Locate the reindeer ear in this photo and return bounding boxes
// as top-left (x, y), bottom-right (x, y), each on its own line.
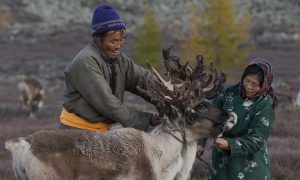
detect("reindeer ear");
top-left (225, 112), bottom-right (237, 131)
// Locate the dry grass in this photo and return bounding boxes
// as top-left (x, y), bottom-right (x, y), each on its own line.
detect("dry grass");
top-left (268, 107), bottom-right (300, 180)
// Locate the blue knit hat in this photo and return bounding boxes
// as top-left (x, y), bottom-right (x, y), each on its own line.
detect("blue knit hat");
top-left (91, 3), bottom-right (126, 37)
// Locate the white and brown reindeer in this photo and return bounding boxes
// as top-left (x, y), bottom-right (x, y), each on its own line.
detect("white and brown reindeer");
top-left (18, 76), bottom-right (44, 118)
top-left (5, 47), bottom-right (237, 180)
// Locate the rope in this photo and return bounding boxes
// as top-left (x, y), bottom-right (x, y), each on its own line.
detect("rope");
top-left (196, 145), bottom-right (216, 174)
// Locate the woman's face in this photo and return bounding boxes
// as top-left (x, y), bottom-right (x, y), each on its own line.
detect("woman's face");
top-left (243, 74), bottom-right (262, 98)
top-left (97, 30), bottom-right (125, 59)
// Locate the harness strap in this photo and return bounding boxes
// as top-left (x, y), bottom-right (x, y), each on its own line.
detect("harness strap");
top-left (161, 126), bottom-right (185, 144)
top-left (60, 108), bottom-right (110, 132)
top-left (196, 145), bottom-right (216, 174)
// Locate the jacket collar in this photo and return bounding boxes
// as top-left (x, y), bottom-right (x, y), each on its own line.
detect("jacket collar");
top-left (91, 39), bottom-right (113, 63)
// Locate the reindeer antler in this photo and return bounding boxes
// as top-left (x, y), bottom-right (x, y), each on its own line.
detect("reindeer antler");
top-left (138, 46), bottom-right (226, 119)
top-left (162, 45), bottom-right (193, 83)
top-left (202, 62), bottom-right (226, 99)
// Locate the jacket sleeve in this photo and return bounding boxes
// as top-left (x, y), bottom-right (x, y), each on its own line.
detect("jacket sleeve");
top-left (227, 98), bottom-right (275, 157)
top-left (122, 55), bottom-right (157, 101)
top-left (68, 56), bottom-right (151, 131)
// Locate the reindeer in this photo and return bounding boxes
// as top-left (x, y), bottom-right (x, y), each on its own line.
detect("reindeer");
top-left (5, 47), bottom-right (237, 180)
top-left (18, 76), bottom-right (44, 118)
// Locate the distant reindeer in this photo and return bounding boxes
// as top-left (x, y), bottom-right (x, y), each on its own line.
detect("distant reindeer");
top-left (5, 47), bottom-right (237, 180)
top-left (18, 76), bottom-right (44, 118)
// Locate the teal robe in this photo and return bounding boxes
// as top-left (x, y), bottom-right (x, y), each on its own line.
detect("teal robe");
top-left (209, 84), bottom-right (275, 180)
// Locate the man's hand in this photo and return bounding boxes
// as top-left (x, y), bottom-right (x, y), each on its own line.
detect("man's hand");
top-left (150, 114), bottom-right (161, 126)
top-left (214, 138), bottom-right (230, 150)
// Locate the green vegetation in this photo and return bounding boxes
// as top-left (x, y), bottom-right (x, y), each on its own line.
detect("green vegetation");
top-left (0, 4), bottom-right (14, 32)
top-left (133, 8), bottom-right (163, 70)
top-left (180, 0), bottom-right (252, 75)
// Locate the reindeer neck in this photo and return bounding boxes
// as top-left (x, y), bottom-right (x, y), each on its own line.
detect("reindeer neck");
top-left (150, 126), bottom-right (184, 151)
top-left (149, 126), bottom-right (198, 179)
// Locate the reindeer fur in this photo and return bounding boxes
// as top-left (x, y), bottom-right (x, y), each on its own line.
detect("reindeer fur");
top-left (5, 108), bottom-right (235, 180)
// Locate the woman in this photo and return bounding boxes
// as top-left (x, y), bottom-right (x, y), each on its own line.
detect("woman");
top-left (59, 3), bottom-right (160, 132)
top-left (209, 60), bottom-right (277, 180)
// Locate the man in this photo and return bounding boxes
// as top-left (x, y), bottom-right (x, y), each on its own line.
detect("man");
top-left (60, 3), bottom-right (160, 132)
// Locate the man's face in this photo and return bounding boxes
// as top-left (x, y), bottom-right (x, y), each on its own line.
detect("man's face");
top-left (98, 30), bottom-right (125, 59)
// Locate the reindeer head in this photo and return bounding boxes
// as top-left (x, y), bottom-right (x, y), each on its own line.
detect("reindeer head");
top-left (138, 46), bottom-right (236, 141)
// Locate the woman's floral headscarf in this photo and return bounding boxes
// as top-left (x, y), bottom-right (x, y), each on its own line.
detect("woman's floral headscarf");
top-left (240, 59), bottom-right (278, 108)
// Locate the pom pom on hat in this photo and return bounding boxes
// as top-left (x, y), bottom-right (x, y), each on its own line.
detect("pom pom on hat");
top-left (90, 3), bottom-right (126, 37)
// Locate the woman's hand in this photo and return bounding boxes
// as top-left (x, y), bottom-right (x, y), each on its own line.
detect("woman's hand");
top-left (214, 138), bottom-right (230, 150)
